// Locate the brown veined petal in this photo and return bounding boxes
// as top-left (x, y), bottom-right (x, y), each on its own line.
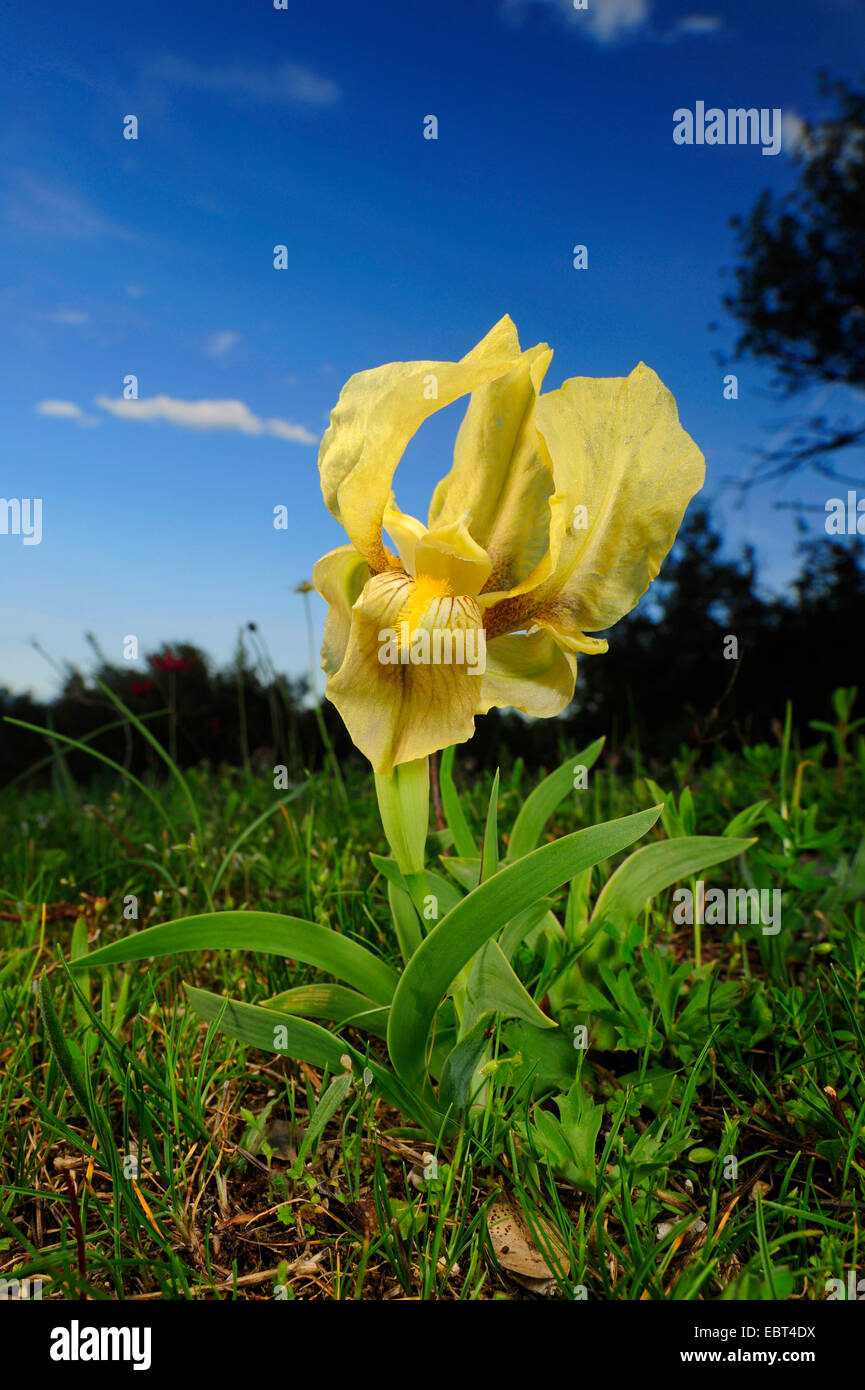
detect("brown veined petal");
top-left (427, 342), bottom-right (556, 592)
top-left (318, 316), bottom-right (523, 574)
top-left (477, 630), bottom-right (577, 720)
top-left (483, 363), bottom-right (705, 638)
top-left (312, 544), bottom-right (371, 677)
top-left (325, 570), bottom-right (488, 774)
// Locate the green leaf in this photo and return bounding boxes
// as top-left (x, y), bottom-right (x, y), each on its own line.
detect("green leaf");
top-left (506, 738), bottom-right (605, 862)
top-left (387, 806), bottom-right (661, 1088)
top-left (387, 881), bottom-right (423, 964)
top-left (184, 986), bottom-right (434, 1126)
top-left (291, 1071), bottom-right (354, 1173)
top-left (261, 983), bottom-right (389, 1038)
top-left (464, 938), bottom-right (555, 1033)
top-left (440, 857), bottom-right (481, 891)
top-left (371, 856), bottom-right (463, 924)
top-left (590, 836), bottom-right (756, 933)
top-left (70, 918), bottom-right (91, 1032)
top-left (558, 1081), bottom-right (605, 1180)
top-left (71, 911), bottom-right (398, 1005)
top-left (644, 779), bottom-right (682, 840)
top-left (419, 868), bottom-right (465, 920)
top-left (724, 801), bottom-right (770, 837)
top-left (503, 1019), bottom-right (582, 1096)
top-left (439, 746), bottom-right (477, 857)
top-left (499, 901), bottom-right (554, 960)
top-left (480, 770), bottom-right (501, 882)
top-left (529, 1080), bottom-right (604, 1191)
top-left (185, 985), bottom-right (354, 1069)
top-left (438, 1013), bottom-right (495, 1112)
top-left (37, 976), bottom-right (91, 1117)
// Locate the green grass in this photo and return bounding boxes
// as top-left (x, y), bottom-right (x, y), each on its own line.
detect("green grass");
top-left (1, 713), bottom-right (864, 1301)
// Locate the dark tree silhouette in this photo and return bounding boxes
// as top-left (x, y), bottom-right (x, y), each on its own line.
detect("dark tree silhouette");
top-left (722, 73), bottom-right (865, 486)
top-left (2, 512), bottom-right (863, 784)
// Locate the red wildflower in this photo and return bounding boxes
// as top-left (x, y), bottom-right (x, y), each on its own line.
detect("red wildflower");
top-left (151, 649), bottom-right (195, 673)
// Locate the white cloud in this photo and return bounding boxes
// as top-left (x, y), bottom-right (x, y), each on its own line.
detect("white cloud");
top-left (583, 0), bottom-right (649, 42)
top-left (781, 110), bottom-right (810, 157)
top-left (93, 393), bottom-right (318, 444)
top-left (40, 308), bottom-right (90, 326)
top-left (501, 0), bottom-right (723, 44)
top-left (35, 399), bottom-right (100, 426)
top-left (265, 416), bottom-right (319, 443)
top-left (665, 13), bottom-right (724, 40)
top-left (150, 57), bottom-right (339, 106)
top-left (5, 173), bottom-right (121, 239)
top-left (204, 329), bottom-right (242, 359)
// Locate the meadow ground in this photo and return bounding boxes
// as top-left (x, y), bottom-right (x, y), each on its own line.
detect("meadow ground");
top-left (1, 701), bottom-right (863, 1301)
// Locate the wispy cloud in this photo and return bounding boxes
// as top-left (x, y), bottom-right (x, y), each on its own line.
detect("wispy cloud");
top-left (40, 308), bottom-right (90, 326)
top-left (150, 57), bottom-right (339, 106)
top-left (35, 399), bottom-right (100, 426)
top-left (204, 330), bottom-right (242, 359)
top-left (501, 0), bottom-right (723, 45)
top-left (664, 13), bottom-right (724, 41)
top-left (93, 394), bottom-right (318, 444)
top-left (581, 0), bottom-right (650, 43)
top-left (781, 109), bottom-right (809, 157)
top-left (4, 173), bottom-right (123, 239)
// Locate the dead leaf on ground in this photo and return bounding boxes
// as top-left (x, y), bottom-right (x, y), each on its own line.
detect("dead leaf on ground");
top-left (487, 1197), bottom-right (571, 1283)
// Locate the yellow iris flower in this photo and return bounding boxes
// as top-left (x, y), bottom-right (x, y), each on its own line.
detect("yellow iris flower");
top-left (312, 315), bottom-right (704, 774)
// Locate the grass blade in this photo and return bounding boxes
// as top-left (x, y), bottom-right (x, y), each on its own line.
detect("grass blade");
top-left (506, 737), bottom-right (605, 862)
top-left (439, 746), bottom-right (477, 857)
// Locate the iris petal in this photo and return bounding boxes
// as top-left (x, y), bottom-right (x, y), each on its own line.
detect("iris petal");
top-left (428, 343), bottom-right (555, 592)
top-left (325, 571), bottom-right (487, 774)
top-left (313, 324), bottom-right (704, 771)
top-left (319, 316), bottom-right (523, 573)
top-left (483, 362), bottom-right (705, 638)
top-left (478, 631), bottom-right (577, 719)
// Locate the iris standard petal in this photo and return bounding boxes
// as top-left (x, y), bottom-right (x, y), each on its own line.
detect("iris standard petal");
top-left (427, 343), bottom-right (555, 593)
top-left (318, 315), bottom-right (523, 574)
top-left (483, 363), bottom-right (705, 638)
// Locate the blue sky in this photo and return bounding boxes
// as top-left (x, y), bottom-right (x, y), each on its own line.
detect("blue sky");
top-left (2, 0), bottom-right (864, 698)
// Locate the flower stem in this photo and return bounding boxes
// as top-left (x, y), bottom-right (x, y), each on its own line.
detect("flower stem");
top-left (374, 758), bottom-right (430, 878)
